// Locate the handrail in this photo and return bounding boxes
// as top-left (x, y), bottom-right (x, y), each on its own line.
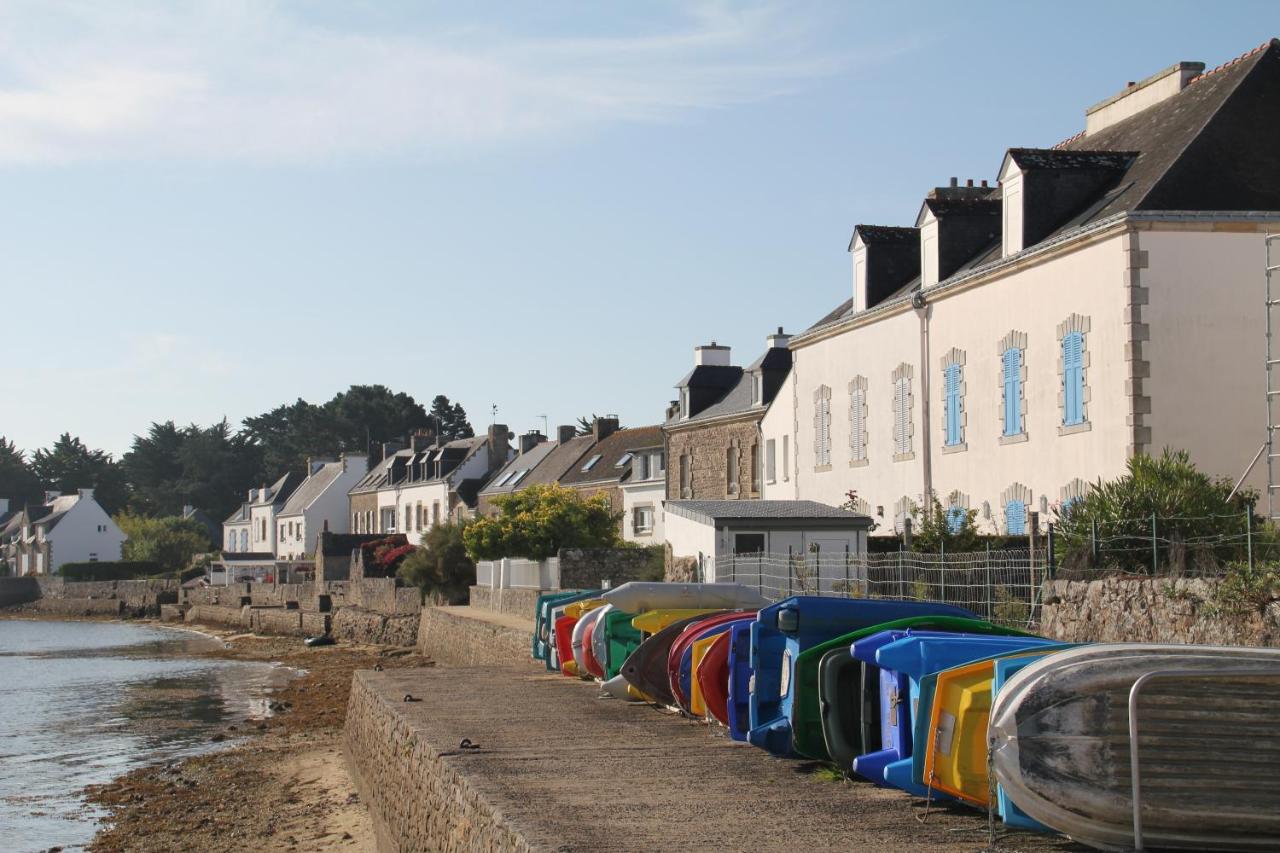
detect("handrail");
top-left (1127, 668), bottom-right (1280, 851)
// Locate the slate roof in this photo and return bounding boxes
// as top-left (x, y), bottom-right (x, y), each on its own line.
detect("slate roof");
top-left (349, 449), bottom-right (413, 495)
top-left (478, 438), bottom-right (558, 497)
top-left (519, 434), bottom-right (596, 488)
top-left (224, 502), bottom-right (251, 524)
top-left (674, 372), bottom-right (756, 425)
top-left (559, 425), bottom-right (664, 487)
top-left (277, 460), bottom-right (347, 518)
top-left (665, 500), bottom-right (873, 525)
top-left (32, 495), bottom-right (82, 533)
top-left (249, 472), bottom-right (300, 508)
top-left (1006, 148), bottom-right (1136, 171)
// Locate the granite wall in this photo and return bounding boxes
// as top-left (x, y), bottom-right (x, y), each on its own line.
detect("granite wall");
top-left (332, 606), bottom-right (420, 647)
top-left (343, 672), bottom-right (534, 853)
top-left (558, 547), bottom-right (661, 590)
top-left (467, 586), bottom-right (541, 620)
top-left (1040, 576), bottom-right (1280, 646)
top-left (417, 607), bottom-right (532, 667)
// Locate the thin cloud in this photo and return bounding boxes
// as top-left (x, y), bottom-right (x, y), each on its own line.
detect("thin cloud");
top-left (0, 1), bottom-right (868, 164)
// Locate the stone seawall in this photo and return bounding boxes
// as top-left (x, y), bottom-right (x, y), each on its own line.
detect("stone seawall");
top-left (417, 607), bottom-right (532, 667)
top-left (332, 606), bottom-right (419, 647)
top-left (467, 586), bottom-right (541, 620)
top-left (0, 576), bottom-right (40, 607)
top-left (1041, 576), bottom-right (1280, 646)
top-left (33, 597), bottom-right (124, 616)
top-left (343, 671), bottom-right (535, 853)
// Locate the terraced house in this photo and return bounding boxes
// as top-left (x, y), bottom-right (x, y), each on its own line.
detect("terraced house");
top-left (761, 39), bottom-right (1280, 534)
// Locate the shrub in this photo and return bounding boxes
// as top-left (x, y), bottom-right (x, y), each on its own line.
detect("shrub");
top-left (463, 483), bottom-right (622, 561)
top-left (398, 522), bottom-right (474, 604)
top-left (907, 495), bottom-right (981, 553)
top-left (59, 561), bottom-right (163, 581)
top-left (116, 511), bottom-right (213, 573)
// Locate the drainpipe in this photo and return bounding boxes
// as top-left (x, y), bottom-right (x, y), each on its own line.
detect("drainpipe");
top-left (912, 290), bottom-right (933, 505)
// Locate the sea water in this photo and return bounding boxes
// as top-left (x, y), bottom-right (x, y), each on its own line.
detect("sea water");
top-left (0, 619), bottom-right (294, 852)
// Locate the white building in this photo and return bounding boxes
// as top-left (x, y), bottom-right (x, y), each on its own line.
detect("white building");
top-left (274, 455), bottom-right (369, 560)
top-left (621, 441), bottom-right (666, 544)
top-left (762, 41), bottom-right (1280, 535)
top-left (222, 471), bottom-right (300, 555)
top-left (10, 489), bottom-right (125, 575)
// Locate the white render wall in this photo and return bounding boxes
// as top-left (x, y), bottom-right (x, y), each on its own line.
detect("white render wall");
top-left (44, 497), bottom-right (125, 572)
top-left (663, 511), bottom-right (717, 564)
top-left (249, 503), bottom-right (277, 553)
top-left (621, 480), bottom-right (665, 544)
top-left (394, 481), bottom-right (450, 546)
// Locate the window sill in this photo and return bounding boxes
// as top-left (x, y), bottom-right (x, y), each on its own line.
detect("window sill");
top-left (893, 452), bottom-right (915, 463)
top-left (848, 458), bottom-right (869, 468)
top-left (999, 432), bottom-right (1029, 446)
top-left (941, 442), bottom-right (968, 455)
top-left (1058, 421), bottom-right (1092, 436)
top-left (814, 464), bottom-right (832, 473)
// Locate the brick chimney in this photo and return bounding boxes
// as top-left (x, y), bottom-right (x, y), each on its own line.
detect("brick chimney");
top-left (592, 416), bottom-right (620, 443)
top-left (519, 431), bottom-right (544, 454)
top-left (557, 425), bottom-right (577, 444)
top-left (486, 424), bottom-right (512, 473)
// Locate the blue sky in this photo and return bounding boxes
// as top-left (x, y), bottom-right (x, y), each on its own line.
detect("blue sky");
top-left (2, 1), bottom-right (1274, 456)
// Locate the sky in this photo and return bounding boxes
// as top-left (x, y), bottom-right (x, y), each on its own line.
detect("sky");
top-left (2, 1), bottom-right (1276, 457)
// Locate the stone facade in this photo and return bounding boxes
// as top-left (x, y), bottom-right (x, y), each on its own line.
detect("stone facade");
top-left (343, 672), bottom-right (535, 853)
top-left (348, 491), bottom-right (381, 535)
top-left (1040, 576), bottom-right (1280, 647)
top-left (417, 607), bottom-right (532, 666)
top-left (665, 415), bottom-right (763, 501)
top-left (468, 586), bottom-right (541, 619)
top-left (558, 547), bottom-right (662, 589)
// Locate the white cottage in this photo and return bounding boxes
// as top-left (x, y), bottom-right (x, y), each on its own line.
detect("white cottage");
top-left (274, 454), bottom-right (369, 560)
top-left (11, 489), bottom-right (125, 575)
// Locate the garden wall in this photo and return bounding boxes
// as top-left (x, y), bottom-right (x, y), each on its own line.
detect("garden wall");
top-left (1040, 576), bottom-right (1280, 647)
top-left (558, 547), bottom-right (661, 589)
top-left (467, 586), bottom-right (541, 619)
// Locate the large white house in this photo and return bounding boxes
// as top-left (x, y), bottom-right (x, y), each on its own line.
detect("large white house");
top-left (761, 40), bottom-right (1280, 534)
top-left (274, 454), bottom-right (369, 560)
top-left (222, 471), bottom-right (300, 555)
top-left (7, 490), bottom-right (126, 575)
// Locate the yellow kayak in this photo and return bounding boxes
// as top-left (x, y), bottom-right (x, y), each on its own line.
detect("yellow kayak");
top-left (924, 650), bottom-right (1052, 806)
top-left (689, 633), bottom-right (720, 718)
top-left (631, 608), bottom-right (719, 635)
top-left (564, 599), bottom-right (606, 619)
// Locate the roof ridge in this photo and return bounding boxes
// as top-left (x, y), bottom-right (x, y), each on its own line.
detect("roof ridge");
top-left (1188, 39), bottom-right (1275, 86)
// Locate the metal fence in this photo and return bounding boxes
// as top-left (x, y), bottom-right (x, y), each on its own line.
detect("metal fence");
top-left (712, 548), bottom-right (1047, 630)
top-left (474, 557), bottom-right (561, 590)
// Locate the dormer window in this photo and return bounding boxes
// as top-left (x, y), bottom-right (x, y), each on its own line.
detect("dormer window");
top-left (751, 373), bottom-right (762, 405)
top-left (581, 454), bottom-right (602, 472)
top-left (680, 388), bottom-right (690, 418)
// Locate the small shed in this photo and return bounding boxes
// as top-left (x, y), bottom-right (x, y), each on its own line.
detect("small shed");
top-left (663, 500), bottom-right (873, 585)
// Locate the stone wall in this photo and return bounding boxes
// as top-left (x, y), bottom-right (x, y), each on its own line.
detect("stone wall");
top-left (185, 604), bottom-right (250, 629)
top-left (33, 597), bottom-right (124, 616)
top-left (417, 607), bottom-right (532, 666)
top-left (663, 544), bottom-right (699, 583)
top-left (332, 606), bottom-right (419, 647)
top-left (558, 547), bottom-right (661, 589)
top-left (665, 416), bottom-right (763, 501)
top-left (0, 576), bottom-right (40, 607)
top-left (343, 672), bottom-right (534, 853)
top-left (467, 586), bottom-right (541, 619)
top-left (12, 577), bottom-right (179, 617)
top-left (1040, 576), bottom-right (1280, 646)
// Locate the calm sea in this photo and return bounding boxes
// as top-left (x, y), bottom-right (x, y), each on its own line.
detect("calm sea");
top-left (0, 619), bottom-right (295, 852)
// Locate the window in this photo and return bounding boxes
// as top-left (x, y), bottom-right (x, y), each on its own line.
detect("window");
top-left (680, 388), bottom-right (690, 418)
top-left (404, 506), bottom-right (412, 531)
top-left (432, 502), bottom-right (440, 524)
top-left (999, 332), bottom-right (1028, 440)
top-left (946, 505), bottom-right (965, 533)
top-left (493, 471), bottom-right (514, 488)
top-left (89, 553), bottom-right (98, 562)
top-left (750, 443), bottom-right (760, 494)
top-left (632, 506), bottom-right (654, 535)
top-left (240, 530), bottom-right (248, 551)
top-left (509, 469), bottom-right (529, 486)
top-left (892, 372), bottom-right (912, 458)
top-left (416, 502), bottom-right (424, 531)
top-left (782, 435), bottom-right (790, 481)
top-left (765, 439), bottom-right (777, 483)
top-left (751, 373), bottom-right (762, 405)
top-left (1063, 330), bottom-right (1085, 426)
top-left (726, 445), bottom-right (740, 494)
top-left (944, 362), bottom-right (963, 446)
top-left (654, 451), bottom-right (665, 479)
top-left (615, 452), bottom-right (633, 468)
top-left (733, 532), bottom-right (766, 555)
top-left (679, 453), bottom-right (692, 498)
top-left (814, 385), bottom-right (832, 468)
top-left (1005, 500), bottom-right (1027, 535)
top-left (848, 376), bottom-right (868, 463)
top-left (581, 454), bottom-right (602, 472)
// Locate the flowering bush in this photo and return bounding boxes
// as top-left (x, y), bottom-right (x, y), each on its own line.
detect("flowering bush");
top-left (463, 483), bottom-right (622, 561)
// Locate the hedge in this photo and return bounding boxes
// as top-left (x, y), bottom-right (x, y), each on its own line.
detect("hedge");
top-left (58, 561), bottom-right (163, 581)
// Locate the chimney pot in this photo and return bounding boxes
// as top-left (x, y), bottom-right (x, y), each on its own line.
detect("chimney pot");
top-left (966, 179), bottom-right (973, 187)
top-left (981, 180), bottom-right (988, 187)
top-left (949, 177), bottom-right (958, 187)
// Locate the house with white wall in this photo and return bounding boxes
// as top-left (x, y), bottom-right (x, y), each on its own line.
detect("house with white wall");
top-left (8, 489), bottom-right (125, 575)
top-left (761, 39), bottom-right (1280, 535)
top-left (274, 454), bottom-right (369, 560)
top-left (621, 440), bottom-right (666, 545)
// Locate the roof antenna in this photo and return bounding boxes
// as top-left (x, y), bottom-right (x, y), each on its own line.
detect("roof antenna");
top-left (491, 403), bottom-right (498, 425)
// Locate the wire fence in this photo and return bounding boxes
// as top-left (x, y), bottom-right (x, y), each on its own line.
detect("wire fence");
top-left (712, 548), bottom-right (1047, 630)
top-left (1056, 509), bottom-right (1277, 576)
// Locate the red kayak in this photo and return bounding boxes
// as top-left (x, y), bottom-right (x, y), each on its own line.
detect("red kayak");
top-left (554, 615), bottom-right (579, 676)
top-left (582, 618), bottom-right (606, 679)
top-left (667, 611), bottom-right (757, 711)
top-left (698, 629), bottom-right (734, 725)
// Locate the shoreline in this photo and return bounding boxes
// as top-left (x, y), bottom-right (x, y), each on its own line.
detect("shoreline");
top-left (3, 610), bottom-right (432, 852)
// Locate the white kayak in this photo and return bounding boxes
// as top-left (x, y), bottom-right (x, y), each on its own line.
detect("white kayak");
top-left (590, 604), bottom-right (614, 674)
top-left (990, 643), bottom-right (1280, 852)
top-left (570, 605), bottom-right (608, 676)
top-left (600, 582), bottom-right (768, 614)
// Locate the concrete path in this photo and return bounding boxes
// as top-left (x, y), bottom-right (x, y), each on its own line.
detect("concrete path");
top-left (353, 666), bottom-right (1086, 852)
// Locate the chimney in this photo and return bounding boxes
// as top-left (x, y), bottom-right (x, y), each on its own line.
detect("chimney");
top-left (305, 457), bottom-right (313, 478)
top-left (248, 488), bottom-right (256, 503)
top-left (519, 431), bottom-right (544, 454)
top-left (557, 425), bottom-right (577, 444)
top-left (693, 342), bottom-right (731, 367)
top-left (410, 431), bottom-right (433, 453)
top-left (44, 490), bottom-right (60, 504)
top-left (592, 416), bottom-right (620, 443)
top-left (486, 424), bottom-right (511, 473)
top-left (765, 326), bottom-right (790, 350)
top-left (77, 488), bottom-right (95, 501)
top-left (1086, 61), bottom-right (1203, 136)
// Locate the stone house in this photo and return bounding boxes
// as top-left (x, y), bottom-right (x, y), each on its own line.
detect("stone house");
top-left (760, 39), bottom-right (1280, 534)
top-left (664, 330), bottom-right (793, 501)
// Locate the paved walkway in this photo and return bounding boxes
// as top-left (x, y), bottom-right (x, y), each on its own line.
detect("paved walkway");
top-left (355, 666), bottom-right (1085, 852)
top-left (436, 605), bottom-right (534, 632)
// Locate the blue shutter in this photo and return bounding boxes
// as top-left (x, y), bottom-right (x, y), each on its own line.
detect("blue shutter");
top-left (1006, 500), bottom-right (1026, 535)
top-left (1003, 348), bottom-right (1022, 436)
top-left (946, 505), bottom-right (964, 533)
top-left (1063, 331), bottom-right (1084, 425)
top-left (944, 363), bottom-right (962, 446)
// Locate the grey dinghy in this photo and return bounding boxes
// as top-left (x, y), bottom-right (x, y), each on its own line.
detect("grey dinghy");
top-left (989, 643), bottom-right (1280, 851)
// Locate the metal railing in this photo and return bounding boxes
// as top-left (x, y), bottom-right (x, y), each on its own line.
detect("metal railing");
top-left (473, 556), bottom-right (561, 590)
top-left (713, 548), bottom-right (1047, 629)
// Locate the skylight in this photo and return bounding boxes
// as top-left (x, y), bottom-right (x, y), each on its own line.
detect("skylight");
top-left (510, 469), bottom-right (530, 485)
top-left (493, 471), bottom-right (515, 487)
top-left (581, 454), bottom-right (602, 472)
top-left (615, 452), bottom-right (633, 468)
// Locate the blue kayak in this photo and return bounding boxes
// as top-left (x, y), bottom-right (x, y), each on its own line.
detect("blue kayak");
top-left (874, 634), bottom-right (1063, 796)
top-left (533, 590), bottom-right (594, 663)
top-left (726, 622), bottom-right (755, 741)
top-left (675, 616), bottom-right (754, 715)
top-left (746, 597), bottom-right (976, 756)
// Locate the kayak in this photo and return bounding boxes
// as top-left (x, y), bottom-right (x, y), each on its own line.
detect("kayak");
top-left (571, 605), bottom-right (608, 679)
top-left (601, 582), bottom-right (768, 613)
top-left (588, 604), bottom-right (614, 678)
top-left (533, 590), bottom-right (595, 662)
top-left (726, 622), bottom-right (754, 741)
top-left (668, 612), bottom-right (758, 713)
top-left (620, 612), bottom-right (729, 704)
top-left (553, 614), bottom-right (580, 676)
top-left (689, 633), bottom-right (721, 717)
top-left (991, 652), bottom-right (1065, 832)
top-left (697, 630), bottom-right (734, 726)
top-left (610, 609), bottom-right (720, 680)
top-left (748, 597), bottom-right (976, 756)
top-left (796, 615), bottom-right (1032, 762)
top-left (990, 643), bottom-right (1280, 851)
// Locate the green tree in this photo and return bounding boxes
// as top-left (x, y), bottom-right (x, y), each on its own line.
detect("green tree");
top-left (30, 434), bottom-right (129, 514)
top-left (463, 483), bottom-right (622, 561)
top-left (908, 494), bottom-right (981, 553)
top-left (428, 395), bottom-right (474, 441)
top-left (123, 420), bottom-right (262, 520)
top-left (115, 512), bottom-right (212, 572)
top-left (0, 437), bottom-right (43, 508)
top-left (398, 521), bottom-right (475, 604)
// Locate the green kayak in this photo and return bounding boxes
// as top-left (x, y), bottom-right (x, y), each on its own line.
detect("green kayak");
top-left (792, 614), bottom-right (1035, 761)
